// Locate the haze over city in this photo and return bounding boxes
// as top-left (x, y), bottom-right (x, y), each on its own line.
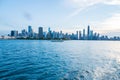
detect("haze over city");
top-left (0, 0), bottom-right (120, 36)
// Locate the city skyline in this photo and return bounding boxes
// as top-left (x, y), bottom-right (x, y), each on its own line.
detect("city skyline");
top-left (1, 25), bottom-right (119, 40)
top-left (0, 0), bottom-right (120, 36)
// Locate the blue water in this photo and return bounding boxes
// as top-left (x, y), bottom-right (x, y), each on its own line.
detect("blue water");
top-left (0, 40), bottom-right (120, 80)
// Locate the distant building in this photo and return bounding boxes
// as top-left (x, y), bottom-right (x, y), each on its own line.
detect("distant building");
top-left (47, 27), bottom-right (52, 39)
top-left (48, 27), bottom-right (51, 33)
top-left (52, 31), bottom-right (57, 39)
top-left (76, 31), bottom-right (78, 40)
top-left (11, 30), bottom-right (18, 37)
top-left (87, 25), bottom-right (90, 40)
top-left (83, 29), bottom-right (85, 40)
top-left (90, 30), bottom-right (93, 40)
top-left (64, 33), bottom-right (69, 39)
top-left (93, 32), bottom-right (97, 40)
top-left (43, 32), bottom-right (47, 39)
top-left (38, 27), bottom-right (43, 39)
top-left (59, 31), bottom-right (63, 39)
top-left (79, 31), bottom-right (81, 40)
top-left (21, 29), bottom-right (27, 37)
top-left (28, 26), bottom-right (33, 37)
top-left (33, 33), bottom-right (38, 38)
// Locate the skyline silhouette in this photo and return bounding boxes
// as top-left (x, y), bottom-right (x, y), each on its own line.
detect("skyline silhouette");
top-left (1, 25), bottom-right (119, 40)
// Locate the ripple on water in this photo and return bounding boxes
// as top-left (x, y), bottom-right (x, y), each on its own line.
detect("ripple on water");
top-left (62, 69), bottom-right (93, 80)
top-left (0, 40), bottom-right (120, 80)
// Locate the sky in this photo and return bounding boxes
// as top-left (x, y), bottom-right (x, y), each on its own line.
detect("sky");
top-left (0, 0), bottom-right (120, 36)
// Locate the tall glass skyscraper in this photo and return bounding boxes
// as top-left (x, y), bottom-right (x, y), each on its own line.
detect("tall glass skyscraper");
top-left (11, 30), bottom-right (18, 37)
top-left (79, 31), bottom-right (81, 40)
top-left (76, 31), bottom-right (78, 40)
top-left (28, 26), bottom-right (33, 37)
top-left (87, 25), bottom-right (90, 40)
top-left (83, 29), bottom-right (85, 40)
top-left (38, 27), bottom-right (43, 39)
top-left (28, 26), bottom-right (32, 33)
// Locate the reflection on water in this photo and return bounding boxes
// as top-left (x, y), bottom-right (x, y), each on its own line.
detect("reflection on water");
top-left (0, 40), bottom-right (120, 80)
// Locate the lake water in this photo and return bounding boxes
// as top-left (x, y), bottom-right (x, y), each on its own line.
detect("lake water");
top-left (0, 40), bottom-right (120, 80)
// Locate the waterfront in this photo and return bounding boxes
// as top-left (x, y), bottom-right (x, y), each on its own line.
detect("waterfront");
top-left (0, 40), bottom-right (120, 80)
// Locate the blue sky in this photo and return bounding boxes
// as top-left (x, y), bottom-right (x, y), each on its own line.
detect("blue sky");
top-left (0, 0), bottom-right (120, 36)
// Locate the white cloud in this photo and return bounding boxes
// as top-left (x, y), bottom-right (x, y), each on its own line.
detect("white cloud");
top-left (99, 13), bottom-right (120, 30)
top-left (63, 0), bottom-right (120, 36)
top-left (66, 0), bottom-right (120, 18)
top-left (104, 0), bottom-right (120, 5)
top-left (92, 13), bottom-right (120, 36)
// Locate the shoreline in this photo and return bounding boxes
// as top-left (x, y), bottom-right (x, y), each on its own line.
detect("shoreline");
top-left (0, 39), bottom-right (120, 41)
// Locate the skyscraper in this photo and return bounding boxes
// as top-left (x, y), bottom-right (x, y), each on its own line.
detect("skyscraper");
top-left (79, 31), bottom-right (81, 40)
top-left (83, 29), bottom-right (85, 40)
top-left (21, 29), bottom-right (27, 37)
top-left (11, 30), bottom-right (18, 37)
top-left (90, 30), bottom-right (93, 40)
top-left (87, 25), bottom-right (90, 40)
top-left (59, 30), bottom-right (63, 39)
top-left (48, 27), bottom-right (51, 33)
top-left (38, 27), bottom-right (43, 39)
top-left (28, 26), bottom-right (33, 37)
top-left (76, 31), bottom-right (78, 40)
top-left (47, 27), bottom-right (52, 39)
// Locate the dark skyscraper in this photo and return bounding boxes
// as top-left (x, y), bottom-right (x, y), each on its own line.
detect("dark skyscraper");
top-left (11, 30), bottom-right (18, 37)
top-left (38, 27), bottom-right (43, 39)
top-left (76, 31), bottom-right (78, 40)
top-left (79, 31), bottom-right (81, 40)
top-left (21, 29), bottom-right (27, 37)
top-left (87, 25), bottom-right (90, 40)
top-left (28, 26), bottom-right (33, 37)
top-left (28, 26), bottom-right (32, 33)
top-left (83, 29), bottom-right (85, 40)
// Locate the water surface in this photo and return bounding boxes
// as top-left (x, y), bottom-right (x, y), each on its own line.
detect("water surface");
top-left (0, 40), bottom-right (120, 80)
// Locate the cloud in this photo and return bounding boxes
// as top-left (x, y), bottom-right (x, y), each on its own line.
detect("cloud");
top-left (100, 13), bottom-right (120, 30)
top-left (92, 13), bottom-right (120, 36)
top-left (66, 0), bottom-right (120, 18)
top-left (104, 0), bottom-right (120, 5)
top-left (65, 0), bottom-right (120, 36)
top-left (70, 0), bottom-right (120, 9)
